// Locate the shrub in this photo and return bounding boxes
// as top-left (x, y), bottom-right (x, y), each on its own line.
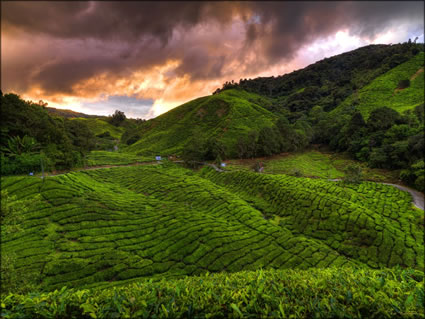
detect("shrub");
top-left (1, 267), bottom-right (424, 319)
top-left (343, 164), bottom-right (363, 184)
top-left (397, 79), bottom-right (410, 89)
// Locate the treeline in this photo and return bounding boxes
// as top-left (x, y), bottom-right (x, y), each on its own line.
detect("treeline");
top-left (0, 93), bottom-right (136, 175)
top-left (182, 103), bottom-right (424, 190)
top-left (214, 42), bottom-right (423, 114)
top-left (1, 93), bottom-right (96, 174)
top-left (182, 115), bottom-right (311, 165)
top-left (321, 105), bottom-right (424, 190)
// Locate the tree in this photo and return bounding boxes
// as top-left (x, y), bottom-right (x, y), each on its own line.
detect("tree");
top-left (109, 110), bottom-right (126, 126)
top-left (64, 119), bottom-right (95, 153)
top-left (1, 135), bottom-right (39, 156)
top-left (181, 136), bottom-right (207, 166)
top-left (204, 137), bottom-right (226, 160)
top-left (257, 127), bottom-right (281, 157)
top-left (367, 107), bottom-right (401, 132)
top-left (237, 131), bottom-right (258, 158)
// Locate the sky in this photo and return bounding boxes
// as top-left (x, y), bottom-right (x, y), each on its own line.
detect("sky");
top-left (1, 2), bottom-right (424, 119)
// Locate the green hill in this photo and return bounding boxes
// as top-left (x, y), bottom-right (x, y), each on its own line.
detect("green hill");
top-left (334, 52), bottom-right (424, 118)
top-left (217, 43), bottom-right (423, 113)
top-left (70, 118), bottom-right (124, 139)
top-left (46, 107), bottom-right (101, 119)
top-left (2, 164), bottom-right (423, 293)
top-left (124, 89), bottom-right (277, 157)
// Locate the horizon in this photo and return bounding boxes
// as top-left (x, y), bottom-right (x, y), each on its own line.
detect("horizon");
top-left (2, 1), bottom-right (424, 119)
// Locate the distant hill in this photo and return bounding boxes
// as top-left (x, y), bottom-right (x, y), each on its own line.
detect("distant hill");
top-left (46, 107), bottom-right (102, 119)
top-left (70, 117), bottom-right (125, 139)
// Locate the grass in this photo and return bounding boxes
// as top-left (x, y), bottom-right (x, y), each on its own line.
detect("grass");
top-left (224, 149), bottom-right (400, 183)
top-left (2, 267), bottom-right (424, 318)
top-left (263, 151), bottom-right (344, 178)
top-left (85, 151), bottom-right (154, 166)
top-left (124, 89), bottom-right (277, 157)
top-left (1, 164), bottom-right (423, 295)
top-left (334, 52), bottom-right (424, 118)
top-left (70, 118), bottom-right (125, 139)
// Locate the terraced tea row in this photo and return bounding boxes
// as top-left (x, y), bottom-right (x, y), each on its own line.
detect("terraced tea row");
top-left (2, 165), bottom-right (352, 291)
top-left (200, 168), bottom-right (424, 270)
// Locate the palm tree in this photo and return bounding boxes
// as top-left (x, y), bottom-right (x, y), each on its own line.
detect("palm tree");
top-left (1, 135), bottom-right (39, 157)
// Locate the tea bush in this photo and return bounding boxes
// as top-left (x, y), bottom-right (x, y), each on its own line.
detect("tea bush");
top-left (1, 267), bottom-right (423, 318)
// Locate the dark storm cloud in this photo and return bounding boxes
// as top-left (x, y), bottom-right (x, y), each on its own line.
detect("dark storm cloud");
top-left (243, 1), bottom-right (424, 63)
top-left (2, 1), bottom-right (423, 95)
top-left (2, 1), bottom-right (239, 43)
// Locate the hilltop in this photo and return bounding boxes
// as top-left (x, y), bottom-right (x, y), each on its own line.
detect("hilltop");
top-left (125, 89), bottom-right (277, 158)
top-left (46, 107), bottom-right (102, 119)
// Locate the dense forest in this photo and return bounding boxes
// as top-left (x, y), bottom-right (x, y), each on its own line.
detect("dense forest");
top-left (0, 93), bottom-right (135, 174)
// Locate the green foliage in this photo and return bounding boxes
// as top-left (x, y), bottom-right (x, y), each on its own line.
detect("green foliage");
top-left (1, 94), bottom-right (98, 174)
top-left (5, 163), bottom-right (422, 294)
top-left (263, 151), bottom-right (344, 179)
top-left (1, 135), bottom-right (39, 156)
top-left (125, 89), bottom-right (277, 158)
top-left (343, 164), bottom-right (363, 184)
top-left (335, 52), bottom-right (424, 118)
top-left (108, 110), bottom-right (127, 127)
top-left (1, 153), bottom-right (42, 175)
top-left (201, 168), bottom-right (424, 271)
top-left (221, 44), bottom-right (422, 113)
top-left (401, 160), bottom-right (425, 190)
top-left (2, 267), bottom-right (424, 318)
top-left (1, 190), bottom-right (41, 294)
top-left (85, 151), bottom-right (153, 166)
top-left (71, 118), bottom-right (124, 140)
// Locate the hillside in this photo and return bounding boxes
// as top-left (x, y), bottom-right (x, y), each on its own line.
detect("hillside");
top-left (216, 43), bottom-right (423, 114)
top-left (2, 164), bottom-right (423, 293)
top-left (70, 117), bottom-right (125, 139)
top-left (125, 89), bottom-right (277, 157)
top-left (121, 44), bottom-right (423, 164)
top-left (333, 52), bottom-right (425, 118)
top-left (46, 107), bottom-right (101, 119)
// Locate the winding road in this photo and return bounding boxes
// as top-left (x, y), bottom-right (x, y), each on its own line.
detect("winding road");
top-left (381, 183), bottom-right (424, 211)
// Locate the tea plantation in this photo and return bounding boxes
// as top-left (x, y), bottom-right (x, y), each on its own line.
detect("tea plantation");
top-left (2, 267), bottom-right (424, 318)
top-left (333, 51), bottom-right (424, 118)
top-left (1, 164), bottom-right (424, 317)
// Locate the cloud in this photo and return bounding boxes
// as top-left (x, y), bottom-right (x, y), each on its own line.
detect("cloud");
top-left (1, 1), bottom-right (423, 118)
top-left (80, 95), bottom-right (154, 118)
